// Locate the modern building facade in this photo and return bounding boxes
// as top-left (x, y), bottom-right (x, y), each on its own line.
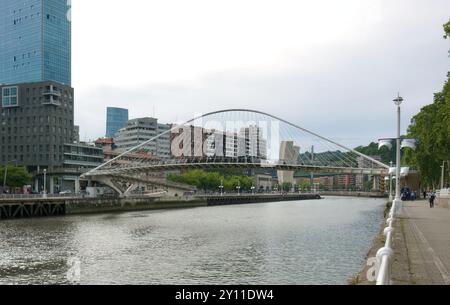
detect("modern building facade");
top-left (115, 117), bottom-right (172, 159)
top-left (106, 107), bottom-right (129, 138)
top-left (0, 0), bottom-right (71, 85)
top-left (0, 0), bottom-right (74, 194)
top-left (0, 81), bottom-right (74, 170)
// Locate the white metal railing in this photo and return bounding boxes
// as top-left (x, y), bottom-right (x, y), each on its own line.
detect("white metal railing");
top-left (0, 194), bottom-right (79, 200)
top-left (375, 200), bottom-right (397, 285)
top-left (437, 188), bottom-right (449, 198)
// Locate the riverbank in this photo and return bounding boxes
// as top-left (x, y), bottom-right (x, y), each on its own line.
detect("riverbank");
top-left (349, 200), bottom-right (392, 285)
top-left (0, 194), bottom-right (321, 220)
top-left (351, 199), bottom-right (450, 285)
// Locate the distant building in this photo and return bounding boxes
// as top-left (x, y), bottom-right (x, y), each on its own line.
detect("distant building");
top-left (106, 107), bottom-right (129, 138)
top-left (238, 125), bottom-right (267, 159)
top-left (334, 174), bottom-right (356, 190)
top-left (356, 155), bottom-right (383, 190)
top-left (115, 117), bottom-right (171, 158)
top-left (277, 141), bottom-right (300, 186)
top-left (95, 137), bottom-right (115, 151)
top-left (73, 125), bottom-right (80, 143)
top-left (157, 123), bottom-right (172, 159)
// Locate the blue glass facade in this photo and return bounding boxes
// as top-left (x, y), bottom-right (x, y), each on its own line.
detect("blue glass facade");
top-left (106, 107), bottom-right (129, 138)
top-left (0, 0), bottom-right (71, 85)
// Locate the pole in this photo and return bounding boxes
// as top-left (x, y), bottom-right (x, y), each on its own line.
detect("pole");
top-left (3, 166), bottom-right (7, 191)
top-left (395, 104), bottom-right (401, 201)
top-left (389, 161), bottom-right (393, 201)
top-left (393, 94), bottom-right (403, 215)
top-left (43, 169), bottom-right (47, 198)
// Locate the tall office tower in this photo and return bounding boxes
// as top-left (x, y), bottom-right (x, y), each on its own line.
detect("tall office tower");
top-left (0, 0), bottom-right (71, 85)
top-left (106, 107), bottom-right (129, 138)
top-left (0, 0), bottom-right (74, 193)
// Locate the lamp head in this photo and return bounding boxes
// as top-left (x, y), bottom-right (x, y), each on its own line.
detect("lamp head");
top-left (393, 94), bottom-right (403, 106)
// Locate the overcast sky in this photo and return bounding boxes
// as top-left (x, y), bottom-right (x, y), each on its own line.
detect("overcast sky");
top-left (72, 0), bottom-right (450, 147)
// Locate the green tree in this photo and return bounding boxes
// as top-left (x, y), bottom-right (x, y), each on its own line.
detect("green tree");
top-left (0, 165), bottom-right (32, 189)
top-left (444, 20), bottom-right (450, 39)
top-left (167, 170), bottom-right (255, 192)
top-left (402, 21), bottom-right (450, 188)
top-left (282, 182), bottom-right (292, 192)
top-left (354, 142), bottom-right (396, 164)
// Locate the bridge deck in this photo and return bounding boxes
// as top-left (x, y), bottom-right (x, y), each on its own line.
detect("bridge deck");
top-left (85, 162), bottom-right (388, 177)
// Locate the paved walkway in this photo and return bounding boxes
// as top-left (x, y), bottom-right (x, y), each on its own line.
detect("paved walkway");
top-left (392, 200), bottom-right (450, 285)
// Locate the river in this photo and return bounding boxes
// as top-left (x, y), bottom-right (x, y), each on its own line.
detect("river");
top-left (0, 196), bottom-right (385, 285)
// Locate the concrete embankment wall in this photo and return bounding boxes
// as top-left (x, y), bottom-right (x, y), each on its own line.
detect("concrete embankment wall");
top-left (0, 194), bottom-right (321, 220)
top-left (65, 197), bottom-right (208, 215)
top-left (437, 197), bottom-right (450, 208)
top-left (320, 191), bottom-right (386, 198)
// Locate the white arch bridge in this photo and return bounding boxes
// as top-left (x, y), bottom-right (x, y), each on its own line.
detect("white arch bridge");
top-left (82, 109), bottom-right (389, 196)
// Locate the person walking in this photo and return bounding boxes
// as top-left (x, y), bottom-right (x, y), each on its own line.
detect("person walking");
top-left (429, 191), bottom-right (436, 208)
top-left (423, 190), bottom-right (427, 199)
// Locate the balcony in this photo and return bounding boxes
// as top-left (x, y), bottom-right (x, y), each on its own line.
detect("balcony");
top-left (42, 87), bottom-right (62, 97)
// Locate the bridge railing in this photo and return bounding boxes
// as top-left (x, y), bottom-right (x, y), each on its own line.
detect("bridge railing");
top-left (375, 200), bottom-right (397, 285)
top-left (0, 193), bottom-right (80, 200)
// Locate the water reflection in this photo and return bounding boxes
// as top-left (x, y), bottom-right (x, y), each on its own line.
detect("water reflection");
top-left (0, 197), bottom-right (385, 285)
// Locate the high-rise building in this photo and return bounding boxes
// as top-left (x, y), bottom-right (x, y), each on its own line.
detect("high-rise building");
top-left (0, 0), bottom-right (74, 194)
top-left (106, 107), bottom-right (129, 138)
top-left (115, 117), bottom-right (172, 159)
top-left (0, 0), bottom-right (71, 85)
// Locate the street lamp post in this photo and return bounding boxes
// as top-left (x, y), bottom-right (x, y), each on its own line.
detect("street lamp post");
top-left (219, 180), bottom-right (224, 196)
top-left (43, 169), bottom-right (47, 198)
top-left (389, 161), bottom-right (394, 201)
top-left (2, 160), bottom-right (17, 193)
top-left (393, 94), bottom-right (404, 214)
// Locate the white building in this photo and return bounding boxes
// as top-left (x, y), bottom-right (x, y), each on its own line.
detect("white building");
top-left (115, 117), bottom-right (171, 159)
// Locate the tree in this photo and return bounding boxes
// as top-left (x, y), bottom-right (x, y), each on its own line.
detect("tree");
top-left (354, 142), bottom-right (396, 164)
top-left (402, 21), bottom-right (450, 188)
top-left (281, 182), bottom-right (292, 192)
top-left (167, 170), bottom-right (255, 192)
top-left (0, 165), bottom-right (32, 190)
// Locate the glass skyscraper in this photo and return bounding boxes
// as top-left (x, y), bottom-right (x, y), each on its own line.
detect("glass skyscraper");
top-left (106, 107), bottom-right (129, 138)
top-left (0, 0), bottom-right (71, 85)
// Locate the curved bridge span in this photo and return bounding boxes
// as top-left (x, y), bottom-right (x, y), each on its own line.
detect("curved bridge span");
top-left (82, 109), bottom-right (389, 196)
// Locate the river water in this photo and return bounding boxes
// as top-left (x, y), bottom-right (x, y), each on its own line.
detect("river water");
top-left (0, 196), bottom-right (385, 285)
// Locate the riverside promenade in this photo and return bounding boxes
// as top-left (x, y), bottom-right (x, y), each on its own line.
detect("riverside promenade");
top-left (391, 200), bottom-right (450, 285)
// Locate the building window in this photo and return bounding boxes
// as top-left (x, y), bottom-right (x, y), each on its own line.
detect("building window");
top-left (2, 86), bottom-right (19, 107)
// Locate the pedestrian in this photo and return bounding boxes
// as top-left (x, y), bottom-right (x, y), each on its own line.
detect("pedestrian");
top-left (429, 191), bottom-right (436, 208)
top-left (423, 190), bottom-right (427, 199)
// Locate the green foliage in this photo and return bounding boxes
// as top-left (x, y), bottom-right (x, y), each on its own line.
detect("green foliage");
top-left (403, 76), bottom-right (450, 187)
top-left (0, 165), bottom-right (32, 189)
top-left (402, 23), bottom-right (450, 187)
top-left (354, 142), bottom-right (396, 164)
top-left (167, 170), bottom-right (254, 191)
top-left (298, 180), bottom-right (311, 191)
top-left (281, 182), bottom-right (292, 192)
top-left (444, 20), bottom-right (450, 39)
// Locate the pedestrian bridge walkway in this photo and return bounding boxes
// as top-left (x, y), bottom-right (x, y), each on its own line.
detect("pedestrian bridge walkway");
top-left (392, 200), bottom-right (450, 285)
